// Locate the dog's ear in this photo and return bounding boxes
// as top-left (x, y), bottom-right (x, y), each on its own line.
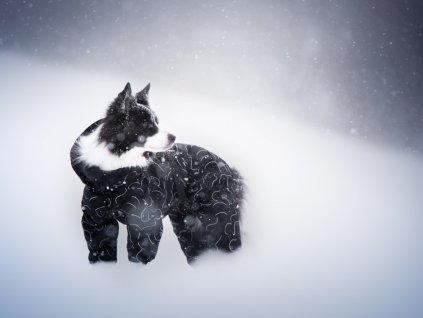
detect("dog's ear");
top-left (106, 82), bottom-right (132, 116)
top-left (135, 83), bottom-right (150, 106)
top-left (123, 82), bottom-right (132, 95)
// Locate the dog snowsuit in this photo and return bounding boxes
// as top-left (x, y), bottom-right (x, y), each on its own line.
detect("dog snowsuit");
top-left (71, 119), bottom-right (244, 263)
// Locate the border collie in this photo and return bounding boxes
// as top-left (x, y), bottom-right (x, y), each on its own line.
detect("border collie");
top-left (70, 83), bottom-right (244, 264)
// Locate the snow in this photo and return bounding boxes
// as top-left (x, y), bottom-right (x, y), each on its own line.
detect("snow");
top-left (0, 53), bottom-right (422, 317)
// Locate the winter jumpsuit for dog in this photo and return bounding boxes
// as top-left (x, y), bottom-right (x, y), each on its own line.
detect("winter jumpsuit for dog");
top-left (71, 120), bottom-right (244, 263)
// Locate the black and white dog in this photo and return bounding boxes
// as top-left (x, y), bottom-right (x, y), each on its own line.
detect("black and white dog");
top-left (70, 83), bottom-right (244, 264)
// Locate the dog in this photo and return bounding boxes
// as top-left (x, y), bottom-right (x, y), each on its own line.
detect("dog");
top-left (70, 83), bottom-right (244, 264)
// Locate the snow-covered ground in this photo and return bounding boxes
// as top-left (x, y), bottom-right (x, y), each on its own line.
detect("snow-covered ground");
top-left (1, 53), bottom-right (422, 318)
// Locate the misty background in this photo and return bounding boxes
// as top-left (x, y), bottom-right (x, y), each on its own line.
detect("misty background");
top-left (2, 0), bottom-right (423, 151)
top-left (0, 1), bottom-right (423, 318)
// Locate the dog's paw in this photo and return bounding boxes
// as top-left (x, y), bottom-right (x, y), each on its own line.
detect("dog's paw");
top-left (88, 250), bottom-right (117, 263)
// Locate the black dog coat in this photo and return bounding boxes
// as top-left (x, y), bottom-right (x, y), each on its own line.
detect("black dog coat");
top-left (71, 120), bottom-right (244, 264)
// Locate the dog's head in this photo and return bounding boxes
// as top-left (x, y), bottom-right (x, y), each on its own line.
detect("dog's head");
top-left (99, 83), bottom-right (175, 156)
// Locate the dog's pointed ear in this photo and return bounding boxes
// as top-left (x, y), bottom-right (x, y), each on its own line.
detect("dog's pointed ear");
top-left (123, 82), bottom-right (132, 96)
top-left (136, 83), bottom-right (150, 106)
top-left (106, 82), bottom-right (132, 116)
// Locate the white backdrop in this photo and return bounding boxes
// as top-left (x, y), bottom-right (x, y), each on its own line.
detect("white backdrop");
top-left (0, 53), bottom-right (422, 317)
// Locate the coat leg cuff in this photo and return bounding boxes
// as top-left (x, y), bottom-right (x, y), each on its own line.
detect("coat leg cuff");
top-left (88, 250), bottom-right (117, 263)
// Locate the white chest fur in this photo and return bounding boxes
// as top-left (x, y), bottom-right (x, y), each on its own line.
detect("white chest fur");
top-left (75, 124), bottom-right (148, 171)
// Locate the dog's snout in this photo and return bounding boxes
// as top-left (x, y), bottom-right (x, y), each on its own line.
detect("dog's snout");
top-left (168, 134), bottom-right (176, 143)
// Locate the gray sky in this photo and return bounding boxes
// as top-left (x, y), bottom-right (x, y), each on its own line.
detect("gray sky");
top-left (1, 0), bottom-right (423, 152)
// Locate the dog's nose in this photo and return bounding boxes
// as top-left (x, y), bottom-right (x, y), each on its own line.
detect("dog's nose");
top-left (168, 134), bottom-right (176, 143)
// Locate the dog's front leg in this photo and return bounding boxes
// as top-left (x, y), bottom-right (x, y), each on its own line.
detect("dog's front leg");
top-left (126, 210), bottom-right (163, 264)
top-left (81, 214), bottom-right (119, 263)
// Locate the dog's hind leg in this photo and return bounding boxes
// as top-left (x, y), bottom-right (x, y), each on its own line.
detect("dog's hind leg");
top-left (168, 212), bottom-right (206, 263)
top-left (126, 210), bottom-right (163, 264)
top-left (81, 214), bottom-right (119, 263)
top-left (168, 208), bottom-right (242, 264)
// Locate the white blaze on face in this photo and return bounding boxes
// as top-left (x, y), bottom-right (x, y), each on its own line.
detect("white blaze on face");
top-left (144, 129), bottom-right (174, 151)
top-left (135, 102), bottom-right (175, 151)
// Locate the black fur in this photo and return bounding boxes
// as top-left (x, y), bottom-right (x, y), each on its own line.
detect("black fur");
top-left (70, 84), bottom-right (244, 264)
top-left (99, 83), bottom-right (161, 155)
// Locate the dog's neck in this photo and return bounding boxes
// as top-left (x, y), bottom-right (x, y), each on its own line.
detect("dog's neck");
top-left (75, 124), bottom-right (149, 171)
